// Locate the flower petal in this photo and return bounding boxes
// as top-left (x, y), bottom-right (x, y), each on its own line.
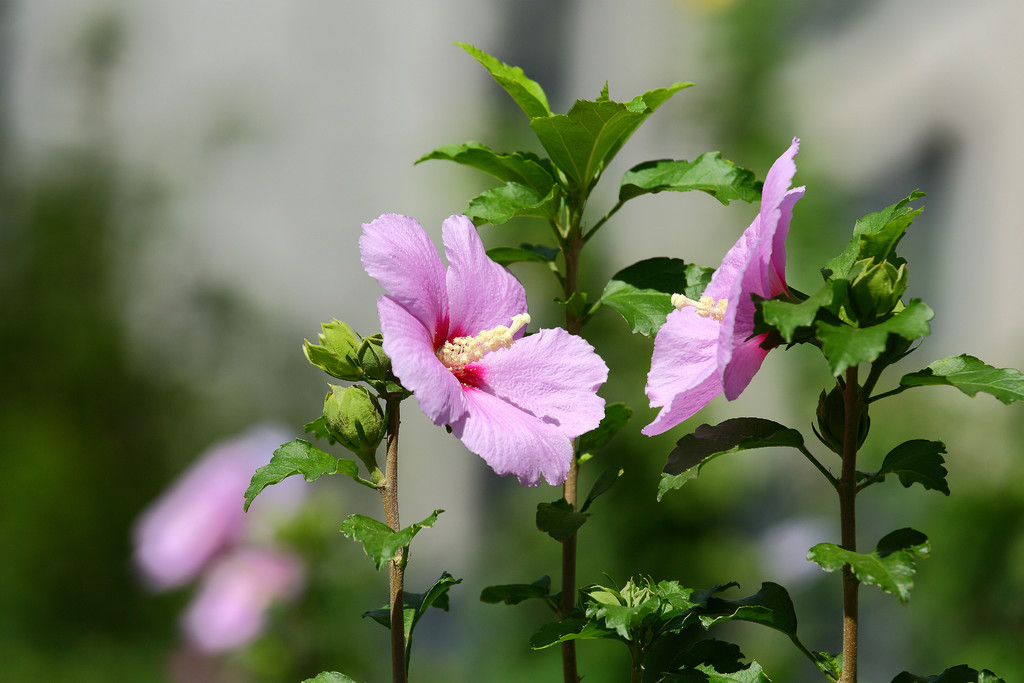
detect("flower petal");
top-left (449, 388), bottom-right (574, 486)
top-left (720, 333), bottom-right (772, 401)
top-left (442, 215), bottom-right (528, 338)
top-left (378, 295), bottom-right (467, 425)
top-left (475, 328), bottom-right (607, 439)
top-left (360, 214), bottom-right (450, 343)
top-left (642, 309), bottom-right (721, 435)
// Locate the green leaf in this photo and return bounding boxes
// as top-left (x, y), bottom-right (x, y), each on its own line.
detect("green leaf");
top-left (577, 402), bottom-right (632, 461)
top-left (697, 582), bottom-right (799, 638)
top-left (659, 419), bottom-right (806, 501)
top-left (457, 43), bottom-right (551, 118)
top-left (363, 571), bottom-right (461, 641)
top-left (529, 615), bottom-right (615, 649)
top-left (899, 354), bottom-right (1024, 405)
top-left (759, 279), bottom-right (846, 343)
top-left (824, 191), bottom-right (925, 278)
top-left (601, 258), bottom-right (713, 337)
top-left (891, 665), bottom-right (1005, 683)
top-left (662, 640), bottom-right (772, 683)
top-left (664, 663), bottom-right (771, 683)
top-left (465, 182), bottom-right (559, 225)
top-left (244, 439), bottom-right (366, 512)
top-left (816, 299), bottom-right (933, 376)
top-left (340, 509), bottom-right (443, 571)
top-left (580, 466), bottom-right (624, 513)
top-left (536, 498), bottom-right (587, 542)
top-left (301, 673), bottom-right (359, 683)
top-left (480, 575), bottom-right (556, 608)
top-left (304, 416), bottom-right (336, 444)
top-left (618, 152), bottom-right (761, 205)
top-left (529, 83), bottom-right (691, 188)
top-left (808, 528), bottom-right (930, 603)
top-left (486, 243), bottom-right (559, 266)
top-left (874, 439), bottom-right (949, 495)
top-left (415, 142), bottom-right (555, 195)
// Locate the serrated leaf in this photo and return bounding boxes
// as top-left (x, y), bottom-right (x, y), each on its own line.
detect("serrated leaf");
top-left (663, 639), bottom-right (772, 683)
top-left (759, 279), bottom-right (846, 343)
top-left (899, 354), bottom-right (1024, 405)
top-left (891, 665), bottom-right (1005, 683)
top-left (697, 582), bottom-right (799, 637)
top-left (824, 191), bottom-right (925, 278)
top-left (875, 439), bottom-right (949, 495)
top-left (577, 402), bottom-right (632, 460)
top-left (415, 142), bottom-right (555, 195)
top-left (529, 615), bottom-right (615, 649)
top-left (480, 575), bottom-right (555, 607)
top-left (486, 243), bottom-right (558, 266)
top-left (619, 152), bottom-right (761, 205)
top-left (601, 258), bottom-right (713, 337)
top-left (816, 299), bottom-right (933, 376)
top-left (304, 416), bottom-right (337, 444)
top-left (340, 509), bottom-right (442, 571)
top-left (466, 182), bottom-right (559, 226)
top-left (536, 498), bottom-right (587, 542)
top-left (659, 419), bottom-right (806, 501)
top-left (301, 673), bottom-right (359, 683)
top-left (808, 528), bottom-right (929, 603)
top-left (244, 439), bottom-right (364, 512)
top-left (457, 42), bottom-right (551, 119)
top-left (663, 663), bottom-right (771, 683)
top-left (530, 83), bottom-right (691, 188)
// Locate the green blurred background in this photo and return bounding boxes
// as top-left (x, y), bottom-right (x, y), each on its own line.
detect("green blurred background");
top-left (3, 0), bottom-right (1023, 681)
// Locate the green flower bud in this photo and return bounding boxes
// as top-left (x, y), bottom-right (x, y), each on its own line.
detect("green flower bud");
top-left (358, 334), bottom-right (392, 380)
top-left (814, 384), bottom-right (870, 455)
top-left (323, 385), bottom-right (385, 471)
top-left (304, 320), bottom-right (362, 380)
top-left (847, 258), bottom-right (908, 324)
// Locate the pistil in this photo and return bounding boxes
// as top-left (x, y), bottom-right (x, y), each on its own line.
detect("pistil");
top-left (436, 313), bottom-right (530, 370)
top-left (671, 293), bottom-right (728, 322)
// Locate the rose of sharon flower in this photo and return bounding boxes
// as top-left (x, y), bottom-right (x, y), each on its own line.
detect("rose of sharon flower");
top-left (643, 138), bottom-right (805, 436)
top-left (133, 426), bottom-right (307, 652)
top-left (182, 548), bottom-right (304, 653)
top-left (360, 213), bottom-right (608, 486)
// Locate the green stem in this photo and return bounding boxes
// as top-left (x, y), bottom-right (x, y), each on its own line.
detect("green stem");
top-left (798, 445), bottom-right (838, 487)
top-left (582, 199), bottom-right (625, 244)
top-left (838, 367), bottom-right (860, 683)
top-left (382, 398), bottom-right (407, 683)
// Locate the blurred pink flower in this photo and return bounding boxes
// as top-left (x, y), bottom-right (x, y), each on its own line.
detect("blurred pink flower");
top-left (360, 213), bottom-right (608, 486)
top-left (643, 138), bottom-right (805, 436)
top-left (182, 548), bottom-right (304, 653)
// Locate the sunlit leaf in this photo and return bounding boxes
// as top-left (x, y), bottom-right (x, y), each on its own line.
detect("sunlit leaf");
top-left (899, 354), bottom-right (1024, 405)
top-left (824, 191), bottom-right (925, 278)
top-left (891, 665), bottom-right (1005, 683)
top-left (619, 152), bottom-right (761, 205)
top-left (244, 439), bottom-right (366, 512)
top-left (416, 142), bottom-right (555, 195)
top-left (808, 528), bottom-right (929, 604)
top-left (601, 258), bottom-right (713, 337)
top-left (816, 299), bottom-right (933, 376)
top-left (457, 43), bottom-right (551, 119)
top-left (466, 182), bottom-right (559, 225)
top-left (340, 509), bottom-right (442, 571)
top-left (301, 673), bottom-right (359, 683)
top-left (486, 243), bottom-right (558, 266)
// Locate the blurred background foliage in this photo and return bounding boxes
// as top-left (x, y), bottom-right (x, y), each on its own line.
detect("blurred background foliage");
top-left (2, 0), bottom-right (1022, 681)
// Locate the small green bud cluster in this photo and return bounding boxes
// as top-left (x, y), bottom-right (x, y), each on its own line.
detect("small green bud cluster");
top-left (845, 257), bottom-right (908, 325)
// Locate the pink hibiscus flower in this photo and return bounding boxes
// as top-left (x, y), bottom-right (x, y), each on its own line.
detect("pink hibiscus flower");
top-left (360, 213), bottom-right (608, 486)
top-left (643, 138), bottom-right (805, 436)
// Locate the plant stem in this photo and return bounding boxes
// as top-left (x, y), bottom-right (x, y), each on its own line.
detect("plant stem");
top-left (559, 227), bottom-right (585, 683)
top-left (382, 397), bottom-right (407, 683)
top-left (838, 367), bottom-right (860, 683)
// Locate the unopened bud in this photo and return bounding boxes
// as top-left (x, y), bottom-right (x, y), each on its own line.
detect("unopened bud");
top-left (358, 334), bottom-right (391, 380)
top-left (323, 385), bottom-right (385, 471)
top-left (304, 320), bottom-right (362, 380)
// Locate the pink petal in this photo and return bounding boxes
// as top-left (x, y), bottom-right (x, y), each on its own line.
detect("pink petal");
top-left (378, 296), bottom-right (467, 426)
top-left (475, 328), bottom-right (608, 439)
top-left (360, 214), bottom-right (450, 343)
top-left (442, 215), bottom-right (528, 338)
top-left (182, 548), bottom-right (304, 653)
top-left (642, 309), bottom-right (721, 436)
top-left (720, 333), bottom-right (772, 401)
top-left (450, 387), bottom-right (575, 486)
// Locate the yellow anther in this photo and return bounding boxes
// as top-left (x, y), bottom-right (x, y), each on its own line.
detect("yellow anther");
top-left (671, 293), bottom-right (728, 322)
top-left (436, 313), bottom-right (530, 369)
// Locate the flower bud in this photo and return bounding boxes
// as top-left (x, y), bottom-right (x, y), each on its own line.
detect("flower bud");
top-left (814, 384), bottom-right (870, 455)
top-left (323, 385), bottom-right (385, 471)
top-left (847, 259), bottom-right (907, 324)
top-left (357, 334), bottom-right (391, 380)
top-left (303, 320), bottom-right (362, 381)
